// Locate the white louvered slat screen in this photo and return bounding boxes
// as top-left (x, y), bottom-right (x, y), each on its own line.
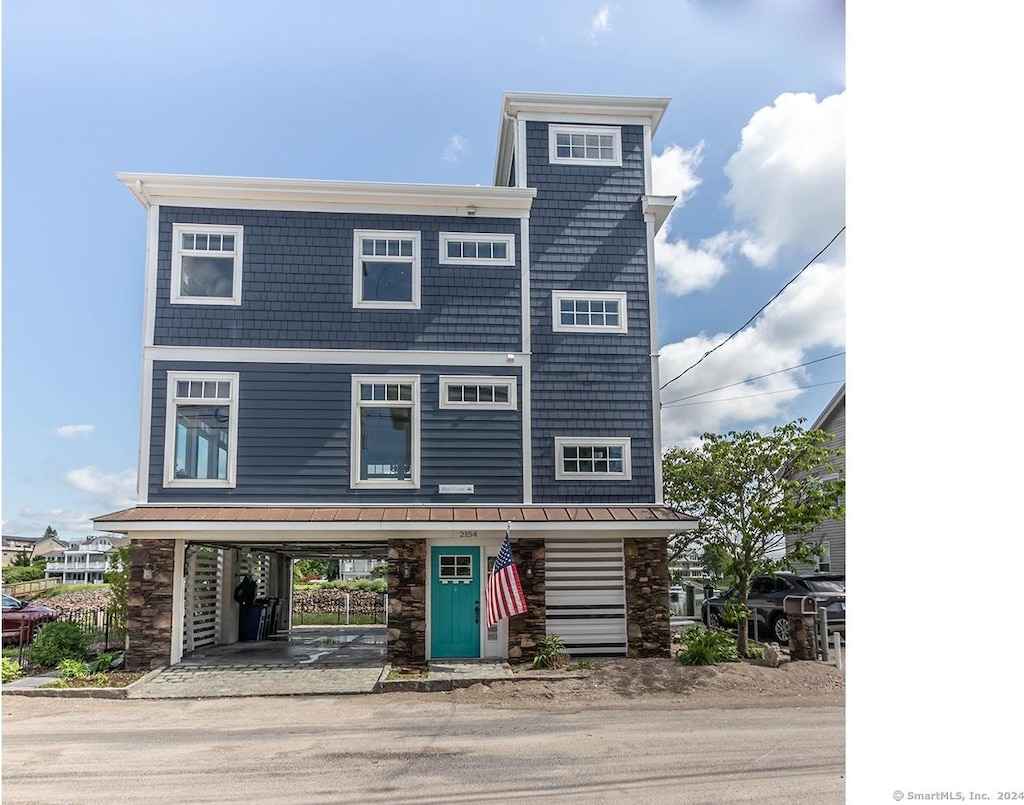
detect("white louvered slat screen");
top-left (544, 539), bottom-right (627, 656)
top-left (183, 546), bottom-right (223, 652)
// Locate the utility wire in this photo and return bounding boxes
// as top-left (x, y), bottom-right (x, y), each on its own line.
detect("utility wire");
top-left (662, 379), bottom-right (844, 409)
top-left (660, 351), bottom-right (845, 406)
top-left (659, 226), bottom-right (846, 391)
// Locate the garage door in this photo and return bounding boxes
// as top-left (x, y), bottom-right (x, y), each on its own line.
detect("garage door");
top-left (544, 539), bottom-right (627, 656)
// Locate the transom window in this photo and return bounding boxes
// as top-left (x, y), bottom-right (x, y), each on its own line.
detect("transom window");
top-left (353, 230), bottom-right (421, 309)
top-left (549, 124), bottom-right (622, 166)
top-left (164, 371), bottom-right (239, 488)
top-left (171, 224), bottom-right (244, 305)
top-left (552, 290), bottom-right (628, 334)
top-left (439, 376), bottom-right (517, 410)
top-left (439, 233), bottom-right (515, 266)
top-left (555, 437), bottom-right (632, 480)
top-left (351, 375), bottom-right (420, 488)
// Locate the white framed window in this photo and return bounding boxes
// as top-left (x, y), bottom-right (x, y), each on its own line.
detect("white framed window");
top-left (351, 375), bottom-right (420, 488)
top-left (555, 437), bottom-right (632, 480)
top-left (552, 290), bottom-right (628, 334)
top-left (171, 224), bottom-right (244, 305)
top-left (548, 124), bottom-right (622, 167)
top-left (439, 233), bottom-right (515, 266)
top-left (353, 230), bottom-right (421, 309)
top-left (439, 376), bottom-right (517, 410)
top-left (164, 371), bottom-right (239, 488)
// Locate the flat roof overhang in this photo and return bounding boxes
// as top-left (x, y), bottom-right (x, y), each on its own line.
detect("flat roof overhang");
top-left (93, 505), bottom-right (697, 541)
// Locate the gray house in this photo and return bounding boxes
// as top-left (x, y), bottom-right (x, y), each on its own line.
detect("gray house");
top-left (787, 383), bottom-right (846, 574)
top-left (95, 91), bottom-right (696, 670)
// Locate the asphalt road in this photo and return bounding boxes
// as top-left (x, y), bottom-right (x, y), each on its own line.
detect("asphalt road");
top-left (2, 694), bottom-right (844, 804)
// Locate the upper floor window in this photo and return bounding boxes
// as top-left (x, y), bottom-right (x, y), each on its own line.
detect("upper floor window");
top-left (353, 230), bottom-right (421, 309)
top-left (171, 224), bottom-right (244, 305)
top-left (351, 376), bottom-right (420, 488)
top-left (439, 233), bottom-right (515, 266)
top-left (548, 124), bottom-right (622, 167)
top-left (439, 376), bottom-right (517, 410)
top-left (555, 437), bottom-right (632, 480)
top-left (552, 290), bottom-right (627, 334)
top-left (164, 371), bottom-right (239, 488)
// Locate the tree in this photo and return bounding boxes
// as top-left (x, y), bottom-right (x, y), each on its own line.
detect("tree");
top-left (662, 420), bottom-right (845, 656)
top-left (43, 526), bottom-right (58, 541)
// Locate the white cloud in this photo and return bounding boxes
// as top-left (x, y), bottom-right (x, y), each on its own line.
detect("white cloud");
top-left (7, 508), bottom-right (96, 540)
top-left (659, 260), bottom-right (845, 446)
top-left (725, 91), bottom-right (846, 267)
top-left (441, 134), bottom-right (468, 163)
top-left (586, 4), bottom-right (612, 42)
top-left (651, 142), bottom-right (704, 202)
top-left (55, 424), bottom-right (95, 438)
top-left (65, 466), bottom-right (138, 509)
top-left (655, 224), bottom-right (736, 296)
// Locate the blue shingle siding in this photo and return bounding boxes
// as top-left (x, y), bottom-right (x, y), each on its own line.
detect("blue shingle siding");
top-left (525, 121), bottom-right (656, 503)
top-left (149, 361), bottom-right (523, 503)
top-left (155, 209), bottom-right (521, 352)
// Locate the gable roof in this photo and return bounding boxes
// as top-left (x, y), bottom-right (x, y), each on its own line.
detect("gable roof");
top-left (811, 383), bottom-right (846, 432)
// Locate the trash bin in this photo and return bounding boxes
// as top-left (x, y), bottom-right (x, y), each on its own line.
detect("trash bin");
top-left (238, 603), bottom-right (266, 642)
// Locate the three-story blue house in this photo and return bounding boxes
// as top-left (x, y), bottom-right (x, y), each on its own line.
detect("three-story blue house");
top-left (96, 92), bottom-right (696, 670)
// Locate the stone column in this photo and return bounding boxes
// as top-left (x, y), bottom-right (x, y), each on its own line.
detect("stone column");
top-left (507, 538), bottom-right (545, 666)
top-left (624, 537), bottom-right (671, 658)
top-left (125, 539), bottom-right (177, 670)
top-left (386, 539), bottom-right (427, 666)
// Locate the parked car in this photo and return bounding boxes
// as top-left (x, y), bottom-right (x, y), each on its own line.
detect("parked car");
top-left (700, 573), bottom-right (845, 642)
top-left (2, 593), bottom-right (57, 642)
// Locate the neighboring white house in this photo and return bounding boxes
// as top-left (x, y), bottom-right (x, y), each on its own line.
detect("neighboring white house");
top-left (787, 384), bottom-right (846, 574)
top-left (44, 535), bottom-right (129, 584)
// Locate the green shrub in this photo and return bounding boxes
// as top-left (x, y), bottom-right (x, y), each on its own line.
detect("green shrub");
top-left (29, 621), bottom-right (89, 667)
top-left (676, 626), bottom-right (741, 666)
top-left (533, 633), bottom-right (568, 669)
top-left (58, 659), bottom-right (91, 680)
top-left (2, 564), bottom-right (45, 584)
top-left (89, 652), bottom-right (123, 673)
top-left (2, 657), bottom-right (23, 684)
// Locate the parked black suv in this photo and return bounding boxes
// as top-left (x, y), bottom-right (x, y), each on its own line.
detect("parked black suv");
top-left (701, 572), bottom-right (845, 642)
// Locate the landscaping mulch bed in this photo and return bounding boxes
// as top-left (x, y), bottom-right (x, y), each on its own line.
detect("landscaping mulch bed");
top-left (40, 671), bottom-right (149, 689)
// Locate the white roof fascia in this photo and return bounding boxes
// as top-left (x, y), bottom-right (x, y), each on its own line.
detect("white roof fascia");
top-left (642, 195), bottom-right (677, 235)
top-left (116, 173), bottom-right (536, 218)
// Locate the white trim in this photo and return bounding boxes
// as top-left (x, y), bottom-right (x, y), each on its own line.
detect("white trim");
top-left (555, 437), bottom-right (632, 481)
top-left (350, 374), bottom-right (421, 489)
top-left (137, 359), bottom-right (154, 503)
top-left (144, 344), bottom-right (528, 367)
top-left (118, 173), bottom-right (536, 217)
top-left (438, 375), bottom-right (517, 410)
top-left (170, 224), bottom-right (244, 306)
top-left (143, 205), bottom-right (159, 346)
top-left (515, 118), bottom-right (528, 189)
top-left (548, 124), bottom-right (622, 167)
top-left (646, 217), bottom-right (664, 504)
top-left (170, 539), bottom-right (186, 665)
top-left (552, 290), bottom-right (628, 334)
top-left (353, 229), bottom-right (421, 310)
top-left (438, 232), bottom-right (515, 266)
top-left (163, 371), bottom-right (240, 488)
top-left (520, 216), bottom-right (533, 505)
top-left (642, 195), bottom-right (676, 235)
top-left (643, 123), bottom-right (653, 196)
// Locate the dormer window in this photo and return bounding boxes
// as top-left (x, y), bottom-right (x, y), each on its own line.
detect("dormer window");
top-left (549, 125), bottom-right (622, 167)
top-left (171, 224), bottom-right (244, 305)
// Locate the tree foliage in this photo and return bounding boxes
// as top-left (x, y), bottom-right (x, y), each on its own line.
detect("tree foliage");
top-left (663, 420), bottom-right (845, 655)
top-left (104, 547), bottom-right (131, 634)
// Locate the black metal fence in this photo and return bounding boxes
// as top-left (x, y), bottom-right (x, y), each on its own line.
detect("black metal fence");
top-left (3, 607), bottom-right (124, 666)
top-left (291, 591), bottom-right (387, 626)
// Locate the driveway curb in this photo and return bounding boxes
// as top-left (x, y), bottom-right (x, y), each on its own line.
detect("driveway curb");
top-left (1, 667), bottom-right (165, 699)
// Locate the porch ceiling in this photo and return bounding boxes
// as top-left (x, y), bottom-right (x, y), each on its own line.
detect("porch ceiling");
top-left (188, 539), bottom-right (387, 560)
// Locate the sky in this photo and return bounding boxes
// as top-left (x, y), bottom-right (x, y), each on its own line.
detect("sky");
top-left (1, 0), bottom-right (846, 543)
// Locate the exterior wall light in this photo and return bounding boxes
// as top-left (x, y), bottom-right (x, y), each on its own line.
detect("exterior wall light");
top-left (523, 562), bottom-right (534, 580)
top-left (143, 562), bottom-right (156, 581)
top-left (401, 561), bottom-right (411, 580)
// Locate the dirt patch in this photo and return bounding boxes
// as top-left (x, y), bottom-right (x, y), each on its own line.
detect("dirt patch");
top-left (420, 656), bottom-right (845, 712)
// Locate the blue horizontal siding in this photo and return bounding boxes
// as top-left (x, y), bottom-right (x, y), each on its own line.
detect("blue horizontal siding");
top-left (154, 210), bottom-right (521, 352)
top-left (149, 361), bottom-right (523, 504)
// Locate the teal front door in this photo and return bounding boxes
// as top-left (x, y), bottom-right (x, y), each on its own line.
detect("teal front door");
top-left (430, 546), bottom-right (481, 658)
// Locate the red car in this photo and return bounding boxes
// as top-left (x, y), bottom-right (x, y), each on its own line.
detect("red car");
top-left (2, 594), bottom-right (57, 643)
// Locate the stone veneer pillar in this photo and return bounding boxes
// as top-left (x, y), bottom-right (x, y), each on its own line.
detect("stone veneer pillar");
top-left (125, 539), bottom-right (177, 670)
top-left (624, 537), bottom-right (672, 658)
top-left (386, 539), bottom-right (427, 666)
top-left (506, 538), bottom-right (545, 666)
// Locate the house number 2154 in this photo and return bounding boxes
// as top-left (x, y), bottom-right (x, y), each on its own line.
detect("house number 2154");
top-left (457, 530), bottom-right (478, 539)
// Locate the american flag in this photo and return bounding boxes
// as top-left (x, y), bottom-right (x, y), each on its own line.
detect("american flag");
top-left (486, 525), bottom-right (528, 628)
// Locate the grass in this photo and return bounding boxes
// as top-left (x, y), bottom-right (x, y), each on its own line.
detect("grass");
top-left (33, 583), bottom-right (109, 600)
top-left (291, 613), bottom-right (385, 626)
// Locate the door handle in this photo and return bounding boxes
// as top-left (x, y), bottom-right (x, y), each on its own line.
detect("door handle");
top-left (474, 601), bottom-right (480, 624)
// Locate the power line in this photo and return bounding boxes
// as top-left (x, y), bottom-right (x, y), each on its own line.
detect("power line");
top-left (662, 379), bottom-right (844, 409)
top-left (659, 226), bottom-right (846, 391)
top-left (660, 351), bottom-right (845, 406)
